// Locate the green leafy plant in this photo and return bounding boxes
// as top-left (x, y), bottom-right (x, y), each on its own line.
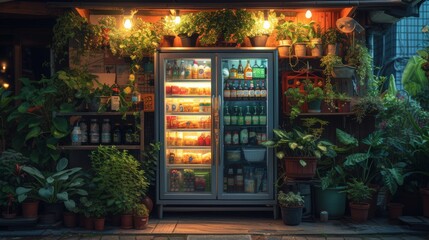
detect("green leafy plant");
top-left (277, 191), bottom-right (304, 207)
top-left (345, 43), bottom-right (374, 86)
top-left (155, 15), bottom-right (177, 37)
top-left (133, 203), bottom-right (149, 217)
top-left (304, 80), bottom-right (324, 102)
top-left (342, 179), bottom-right (375, 204)
top-left (275, 19), bottom-right (293, 41)
top-left (320, 54), bottom-right (343, 78)
top-left (290, 21), bottom-right (312, 44)
top-left (0, 87), bottom-right (13, 152)
top-left (174, 13), bottom-right (200, 37)
top-left (140, 142), bottom-right (161, 190)
top-left (90, 146), bottom-right (148, 215)
top-left (16, 157), bottom-right (88, 210)
top-left (80, 196), bottom-right (107, 218)
top-left (284, 87), bottom-right (306, 120)
top-left (248, 11), bottom-right (278, 38)
top-left (352, 95), bottom-right (384, 123)
top-left (321, 28), bottom-right (346, 45)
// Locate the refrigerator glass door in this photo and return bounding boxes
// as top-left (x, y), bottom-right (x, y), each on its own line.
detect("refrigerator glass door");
top-left (160, 54), bottom-right (217, 200)
top-left (218, 54), bottom-right (274, 200)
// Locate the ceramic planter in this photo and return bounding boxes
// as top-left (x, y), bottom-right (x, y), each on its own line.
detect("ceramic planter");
top-left (249, 35), bottom-right (268, 47)
top-left (281, 206), bottom-right (303, 226)
top-left (179, 34), bottom-right (199, 47)
top-left (22, 200), bottom-right (39, 218)
top-left (121, 214), bottom-right (133, 229)
top-left (349, 202), bottom-right (370, 222)
top-left (387, 202), bottom-right (404, 220)
top-left (420, 188), bottom-right (429, 217)
top-left (332, 65), bottom-right (356, 79)
top-left (315, 185), bottom-right (347, 220)
top-left (94, 218), bottom-right (105, 231)
top-left (284, 157), bottom-right (317, 179)
top-left (134, 216), bottom-right (149, 230)
top-left (307, 99), bottom-right (322, 113)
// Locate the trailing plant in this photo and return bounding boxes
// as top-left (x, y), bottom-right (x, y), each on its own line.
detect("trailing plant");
top-left (320, 54), bottom-right (343, 78)
top-left (277, 191), bottom-right (304, 207)
top-left (284, 87), bottom-right (305, 120)
top-left (248, 11), bottom-right (278, 38)
top-left (342, 179), bottom-right (375, 204)
top-left (345, 43), bottom-right (373, 86)
top-left (275, 19), bottom-right (293, 41)
top-left (16, 157), bottom-right (88, 209)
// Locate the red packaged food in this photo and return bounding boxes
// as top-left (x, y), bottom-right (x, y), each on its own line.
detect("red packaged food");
top-left (171, 85), bottom-right (180, 94)
top-left (166, 85), bottom-right (172, 94)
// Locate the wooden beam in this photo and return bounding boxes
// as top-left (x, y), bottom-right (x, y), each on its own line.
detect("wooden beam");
top-left (341, 7), bottom-right (357, 18)
top-left (75, 7), bottom-right (90, 19)
top-left (0, 1), bottom-right (53, 16)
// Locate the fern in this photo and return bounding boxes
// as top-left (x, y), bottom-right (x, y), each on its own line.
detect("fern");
top-left (344, 153), bottom-right (369, 167)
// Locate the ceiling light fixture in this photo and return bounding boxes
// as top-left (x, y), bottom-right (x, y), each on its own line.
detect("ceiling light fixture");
top-left (170, 9), bottom-right (181, 24)
top-left (123, 9), bottom-right (137, 30)
top-left (263, 10), bottom-right (270, 29)
top-left (305, 9), bottom-right (312, 19)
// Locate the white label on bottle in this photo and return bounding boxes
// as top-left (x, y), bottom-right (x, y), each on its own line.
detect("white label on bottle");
top-left (111, 96), bottom-right (120, 111)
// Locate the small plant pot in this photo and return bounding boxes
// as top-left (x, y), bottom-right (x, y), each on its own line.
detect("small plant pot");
top-left (294, 43), bottom-right (307, 57)
top-left (311, 44), bottom-right (323, 57)
top-left (278, 45), bottom-right (291, 58)
top-left (94, 218), bottom-right (105, 231)
top-left (134, 216), bottom-right (149, 230)
top-left (179, 34), bottom-right (198, 47)
top-left (249, 35), bottom-right (268, 47)
top-left (22, 200), bottom-right (39, 218)
top-left (281, 206), bottom-right (303, 226)
top-left (63, 212), bottom-right (77, 228)
top-left (349, 202), bottom-right (370, 223)
top-left (326, 44), bottom-right (338, 55)
top-left (120, 214), bottom-right (133, 229)
top-left (161, 35), bottom-right (176, 47)
top-left (142, 196), bottom-right (154, 213)
top-left (284, 157), bottom-right (318, 179)
top-left (308, 99), bottom-right (322, 113)
top-left (83, 217), bottom-right (94, 230)
top-left (387, 203), bottom-right (404, 220)
top-left (420, 188), bottom-right (429, 217)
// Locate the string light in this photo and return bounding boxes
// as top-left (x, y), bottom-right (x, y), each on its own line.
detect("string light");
top-left (305, 9), bottom-right (312, 19)
top-left (123, 9), bottom-right (137, 29)
top-left (171, 10), bottom-right (181, 24)
top-left (263, 10), bottom-right (270, 29)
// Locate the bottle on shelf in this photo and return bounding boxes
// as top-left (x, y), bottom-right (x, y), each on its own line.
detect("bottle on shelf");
top-left (248, 81), bottom-right (255, 98)
top-left (232, 130), bottom-right (239, 145)
top-left (230, 81), bottom-right (237, 98)
top-left (240, 128), bottom-right (248, 145)
top-left (260, 80), bottom-right (267, 98)
top-left (89, 118), bottom-right (100, 144)
top-left (79, 119), bottom-right (88, 145)
top-left (179, 60), bottom-right (186, 79)
top-left (71, 124), bottom-right (82, 146)
top-left (185, 61), bottom-right (192, 79)
top-left (125, 123), bottom-right (134, 144)
top-left (112, 123), bottom-right (122, 144)
top-left (101, 119), bottom-right (112, 144)
top-left (237, 60), bottom-right (244, 79)
top-left (244, 106), bottom-right (252, 125)
top-left (230, 106), bottom-right (238, 125)
top-left (131, 85), bottom-right (142, 111)
top-left (252, 105), bottom-right (259, 125)
top-left (225, 131), bottom-right (232, 145)
top-left (244, 60), bottom-right (252, 80)
top-left (224, 82), bottom-right (231, 98)
top-left (173, 60), bottom-right (180, 78)
top-left (252, 60), bottom-right (260, 78)
top-left (198, 61), bottom-right (205, 79)
top-left (235, 168), bottom-right (244, 192)
top-left (227, 168), bottom-right (235, 192)
top-left (204, 62), bottom-right (211, 79)
top-left (229, 64), bottom-right (238, 79)
top-left (237, 107), bottom-right (244, 126)
top-left (244, 170), bottom-right (256, 193)
top-left (254, 81), bottom-right (261, 98)
top-left (192, 60), bottom-right (199, 79)
top-left (110, 80), bottom-right (121, 112)
top-left (237, 80), bottom-right (243, 98)
top-left (261, 60), bottom-right (267, 79)
top-left (224, 105), bottom-right (231, 125)
top-left (259, 106), bottom-right (267, 125)
top-left (243, 81), bottom-right (249, 98)
top-left (166, 62), bottom-right (173, 79)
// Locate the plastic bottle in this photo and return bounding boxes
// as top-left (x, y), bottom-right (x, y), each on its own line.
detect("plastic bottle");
top-left (71, 125), bottom-right (82, 146)
top-left (101, 119), bottom-right (111, 144)
top-left (89, 119), bottom-right (100, 144)
top-left (79, 119), bottom-right (88, 145)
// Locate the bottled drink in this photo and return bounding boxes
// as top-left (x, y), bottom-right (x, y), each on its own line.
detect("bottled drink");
top-left (125, 123), bottom-right (134, 144)
top-left (232, 131), bottom-right (239, 145)
top-left (255, 81), bottom-right (261, 98)
top-left (240, 128), bottom-right (248, 145)
top-left (89, 119), bottom-right (100, 144)
top-left (198, 61), bottom-right (205, 79)
top-left (204, 63), bottom-right (211, 79)
top-left (243, 81), bottom-right (249, 98)
top-left (244, 171), bottom-right (256, 193)
top-left (101, 119), bottom-right (112, 144)
top-left (185, 62), bottom-right (192, 79)
top-left (71, 125), bottom-right (82, 146)
top-left (225, 131), bottom-right (232, 145)
top-left (173, 60), bottom-right (180, 78)
top-left (260, 80), bottom-right (267, 98)
top-left (237, 80), bottom-right (243, 98)
top-left (192, 60), bottom-right (199, 79)
top-left (252, 106), bottom-right (259, 125)
top-left (166, 62), bottom-right (173, 79)
top-left (230, 106), bottom-right (238, 125)
top-left (224, 106), bottom-right (231, 125)
top-left (227, 168), bottom-right (235, 192)
top-left (229, 64), bottom-right (238, 79)
top-left (79, 119), bottom-right (88, 145)
top-left (131, 86), bottom-right (142, 111)
top-left (248, 81), bottom-right (255, 98)
top-left (224, 82), bottom-right (231, 98)
top-left (112, 123), bottom-right (122, 144)
top-left (230, 81), bottom-right (237, 98)
top-left (179, 60), bottom-right (186, 79)
top-left (261, 60), bottom-right (267, 79)
top-left (244, 60), bottom-right (252, 80)
top-left (110, 81), bottom-right (121, 111)
top-left (249, 130), bottom-right (258, 145)
top-left (237, 107), bottom-right (244, 126)
top-left (237, 60), bottom-right (244, 79)
top-left (252, 61), bottom-right (260, 78)
top-left (244, 106), bottom-right (252, 125)
top-left (235, 168), bottom-right (244, 192)
top-left (259, 106), bottom-right (267, 125)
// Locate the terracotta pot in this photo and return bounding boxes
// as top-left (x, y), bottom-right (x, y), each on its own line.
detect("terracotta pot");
top-left (249, 35), bottom-right (268, 47)
top-left (161, 35), bottom-right (176, 47)
top-left (22, 200), bottom-right (39, 218)
top-left (94, 218), bottom-right (105, 231)
top-left (321, 100), bottom-right (336, 113)
top-left (278, 45), bottom-right (291, 58)
top-left (133, 215), bottom-right (149, 230)
top-left (349, 202), bottom-right (370, 222)
top-left (420, 188), bottom-right (429, 217)
top-left (387, 202), bottom-right (404, 220)
top-left (326, 44), bottom-right (338, 55)
top-left (120, 214), bottom-right (133, 229)
top-left (294, 43), bottom-right (307, 57)
top-left (311, 44), bottom-right (323, 57)
top-left (284, 157), bottom-right (318, 179)
top-left (337, 100), bottom-right (351, 113)
top-left (63, 212), bottom-right (77, 228)
top-left (83, 217), bottom-right (94, 230)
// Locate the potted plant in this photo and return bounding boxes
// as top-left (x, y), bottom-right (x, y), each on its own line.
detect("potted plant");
top-left (290, 22), bottom-right (312, 56)
top-left (89, 146), bottom-right (149, 229)
top-left (247, 11), bottom-right (278, 47)
top-left (80, 196), bottom-right (107, 231)
top-left (304, 80), bottom-right (324, 113)
top-left (133, 203), bottom-right (149, 230)
top-left (174, 13), bottom-right (199, 47)
top-left (342, 179), bottom-right (375, 222)
top-left (262, 118), bottom-right (336, 179)
top-left (275, 19), bottom-right (293, 57)
top-left (336, 92), bottom-right (352, 113)
top-left (320, 54), bottom-right (344, 80)
top-left (344, 43), bottom-right (373, 86)
top-left (16, 157), bottom-right (88, 223)
top-left (196, 9), bottom-right (253, 46)
top-left (321, 28), bottom-right (346, 55)
top-left (277, 191), bottom-right (305, 225)
top-left (156, 15), bottom-right (177, 47)
top-left (308, 22), bottom-right (323, 57)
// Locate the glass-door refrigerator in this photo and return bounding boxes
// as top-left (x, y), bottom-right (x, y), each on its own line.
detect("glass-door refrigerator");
top-left (156, 48), bottom-right (278, 219)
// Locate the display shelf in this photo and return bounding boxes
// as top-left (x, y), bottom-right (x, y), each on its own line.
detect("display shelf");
top-left (166, 95), bottom-right (211, 98)
top-left (59, 145), bottom-right (141, 150)
top-left (224, 124), bottom-right (266, 128)
top-left (167, 164), bottom-right (212, 169)
top-left (166, 112), bottom-right (211, 116)
top-left (223, 97), bottom-right (267, 101)
top-left (166, 129), bottom-right (211, 132)
top-left (279, 56), bottom-right (322, 60)
top-left (55, 111), bottom-right (138, 116)
top-left (166, 79), bottom-right (211, 82)
top-left (224, 144), bottom-right (266, 148)
top-left (283, 112), bottom-right (355, 117)
top-left (224, 78), bottom-right (266, 81)
top-left (166, 146), bottom-right (211, 150)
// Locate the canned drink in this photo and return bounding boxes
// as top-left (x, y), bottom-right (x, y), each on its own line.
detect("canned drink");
top-left (171, 103), bottom-right (177, 112)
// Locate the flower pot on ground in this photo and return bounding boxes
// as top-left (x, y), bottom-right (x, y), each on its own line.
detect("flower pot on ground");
top-left (420, 188), bottom-right (429, 217)
top-left (315, 186), bottom-right (347, 220)
top-left (121, 214), bottom-right (133, 229)
top-left (387, 202), bottom-right (404, 220)
top-left (342, 179), bottom-right (375, 223)
top-left (278, 191), bottom-right (305, 226)
top-left (94, 217), bottom-right (105, 231)
top-left (133, 203), bottom-right (149, 230)
top-left (21, 200), bottom-right (39, 218)
top-left (63, 211), bottom-right (77, 228)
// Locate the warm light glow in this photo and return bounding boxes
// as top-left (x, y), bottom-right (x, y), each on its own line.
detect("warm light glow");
top-left (1, 62), bottom-right (6, 73)
top-left (123, 18), bottom-right (132, 29)
top-left (174, 16), bottom-right (181, 24)
top-left (305, 9), bottom-right (312, 19)
top-left (2, 83), bottom-right (9, 89)
top-left (263, 20), bottom-right (271, 29)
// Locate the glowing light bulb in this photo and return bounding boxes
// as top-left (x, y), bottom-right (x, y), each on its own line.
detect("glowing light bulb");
top-left (174, 16), bottom-right (181, 24)
top-left (124, 18), bottom-right (132, 29)
top-left (305, 9), bottom-right (312, 19)
top-left (263, 20), bottom-right (270, 29)
top-left (2, 83), bottom-right (9, 89)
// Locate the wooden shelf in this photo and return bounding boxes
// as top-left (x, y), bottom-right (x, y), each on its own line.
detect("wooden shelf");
top-left (59, 145), bottom-right (141, 150)
top-left (279, 56), bottom-right (322, 60)
top-left (55, 111), bottom-right (139, 116)
top-left (283, 112), bottom-right (355, 117)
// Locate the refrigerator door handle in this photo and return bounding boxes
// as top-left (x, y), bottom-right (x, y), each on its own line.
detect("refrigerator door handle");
top-left (216, 94), bottom-right (222, 166)
top-left (211, 95), bottom-right (216, 167)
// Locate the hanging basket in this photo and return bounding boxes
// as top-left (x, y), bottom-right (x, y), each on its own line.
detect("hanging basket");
top-left (332, 65), bottom-right (356, 79)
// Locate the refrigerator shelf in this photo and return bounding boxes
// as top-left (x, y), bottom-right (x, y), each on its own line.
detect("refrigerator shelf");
top-left (167, 164), bottom-right (211, 169)
top-left (167, 146), bottom-right (211, 149)
top-left (166, 79), bottom-right (211, 82)
top-left (166, 129), bottom-right (211, 132)
top-left (224, 144), bottom-right (266, 148)
top-left (223, 97), bottom-right (267, 101)
top-left (224, 125), bottom-right (266, 128)
top-left (166, 112), bottom-right (211, 116)
top-left (166, 95), bottom-right (211, 98)
top-left (224, 78), bottom-right (266, 81)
